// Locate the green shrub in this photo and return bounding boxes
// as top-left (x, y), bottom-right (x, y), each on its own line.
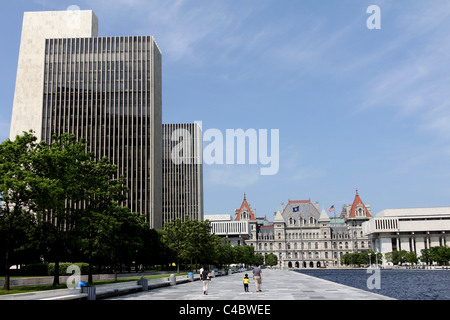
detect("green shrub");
top-left (48, 262), bottom-right (94, 276)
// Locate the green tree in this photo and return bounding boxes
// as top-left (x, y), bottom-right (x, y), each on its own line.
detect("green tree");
top-left (232, 245), bottom-right (257, 266)
top-left (74, 157), bottom-right (129, 284)
top-left (420, 248), bottom-right (432, 266)
top-left (214, 237), bottom-right (234, 270)
top-left (429, 246), bottom-right (450, 266)
top-left (182, 217), bottom-right (212, 270)
top-left (386, 250), bottom-right (408, 265)
top-left (405, 251), bottom-right (419, 265)
top-left (162, 217), bottom-right (221, 272)
top-left (135, 226), bottom-right (165, 270)
top-left (265, 253), bottom-right (278, 266)
top-left (30, 133), bottom-right (92, 286)
top-left (0, 132), bottom-right (39, 290)
top-left (95, 205), bottom-right (146, 281)
top-left (161, 218), bottom-right (185, 273)
top-left (253, 253), bottom-right (265, 266)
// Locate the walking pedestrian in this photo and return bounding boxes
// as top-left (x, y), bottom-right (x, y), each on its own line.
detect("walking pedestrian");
top-left (201, 267), bottom-right (211, 295)
top-left (252, 265), bottom-right (263, 292)
top-left (243, 274), bottom-right (249, 292)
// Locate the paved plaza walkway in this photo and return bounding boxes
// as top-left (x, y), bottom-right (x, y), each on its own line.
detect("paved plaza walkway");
top-left (105, 269), bottom-right (393, 300)
top-left (0, 269), bottom-right (393, 301)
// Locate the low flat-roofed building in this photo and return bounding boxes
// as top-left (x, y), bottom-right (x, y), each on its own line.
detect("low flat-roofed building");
top-left (205, 214), bottom-right (250, 246)
top-left (363, 207), bottom-right (450, 266)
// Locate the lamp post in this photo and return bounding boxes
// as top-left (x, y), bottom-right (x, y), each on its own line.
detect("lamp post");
top-left (368, 252), bottom-right (372, 267)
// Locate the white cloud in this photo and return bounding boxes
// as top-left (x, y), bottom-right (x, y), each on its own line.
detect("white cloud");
top-left (356, 2), bottom-right (450, 142)
top-left (113, 0), bottom-right (258, 63)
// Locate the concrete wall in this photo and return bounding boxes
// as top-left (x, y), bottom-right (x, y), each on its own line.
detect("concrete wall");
top-left (10, 10), bottom-right (98, 140)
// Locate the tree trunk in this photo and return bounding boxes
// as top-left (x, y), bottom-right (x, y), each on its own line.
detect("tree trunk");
top-left (88, 227), bottom-right (93, 284)
top-left (88, 262), bottom-right (93, 284)
top-left (88, 248), bottom-right (93, 284)
top-left (53, 260), bottom-right (60, 286)
top-left (3, 249), bottom-right (10, 291)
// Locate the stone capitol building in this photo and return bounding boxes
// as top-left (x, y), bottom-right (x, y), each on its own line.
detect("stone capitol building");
top-left (209, 191), bottom-right (373, 268)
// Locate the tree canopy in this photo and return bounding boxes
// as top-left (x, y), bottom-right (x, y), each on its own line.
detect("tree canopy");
top-left (1, 132), bottom-right (264, 291)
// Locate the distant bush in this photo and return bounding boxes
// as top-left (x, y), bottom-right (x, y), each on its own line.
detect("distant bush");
top-left (48, 262), bottom-right (93, 276)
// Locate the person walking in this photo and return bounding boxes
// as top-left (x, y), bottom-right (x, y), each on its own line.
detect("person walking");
top-left (243, 274), bottom-right (249, 292)
top-left (252, 265), bottom-right (263, 292)
top-left (201, 267), bottom-right (211, 295)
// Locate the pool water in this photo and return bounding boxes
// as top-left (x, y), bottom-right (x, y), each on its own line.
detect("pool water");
top-left (295, 269), bottom-right (450, 300)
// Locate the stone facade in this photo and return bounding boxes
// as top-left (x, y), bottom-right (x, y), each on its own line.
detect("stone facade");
top-left (163, 123), bottom-right (204, 224)
top-left (10, 10), bottom-right (98, 140)
top-left (237, 192), bottom-right (373, 268)
top-left (363, 207), bottom-right (450, 266)
top-left (10, 11), bottom-right (163, 229)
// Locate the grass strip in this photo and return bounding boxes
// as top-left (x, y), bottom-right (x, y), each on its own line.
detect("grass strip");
top-left (0, 273), bottom-right (188, 296)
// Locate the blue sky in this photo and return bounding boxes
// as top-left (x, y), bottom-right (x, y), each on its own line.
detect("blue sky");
top-left (2, 0), bottom-right (450, 219)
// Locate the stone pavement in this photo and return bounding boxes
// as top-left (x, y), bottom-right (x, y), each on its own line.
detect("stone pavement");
top-left (0, 269), bottom-right (394, 301)
top-left (105, 269), bottom-right (394, 300)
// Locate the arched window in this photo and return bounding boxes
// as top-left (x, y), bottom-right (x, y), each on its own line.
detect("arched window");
top-left (358, 208), bottom-right (365, 216)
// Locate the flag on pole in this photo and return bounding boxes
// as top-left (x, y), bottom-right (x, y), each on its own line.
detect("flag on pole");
top-left (328, 205), bottom-right (335, 212)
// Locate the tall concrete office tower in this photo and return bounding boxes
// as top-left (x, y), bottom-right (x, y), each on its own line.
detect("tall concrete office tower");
top-left (10, 10), bottom-right (162, 229)
top-left (163, 123), bottom-right (203, 223)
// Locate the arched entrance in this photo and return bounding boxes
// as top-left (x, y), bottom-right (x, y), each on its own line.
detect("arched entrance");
top-left (317, 261), bottom-right (321, 268)
top-left (288, 262), bottom-right (293, 268)
top-left (303, 261), bottom-right (307, 268)
top-left (295, 262), bottom-right (300, 268)
top-left (309, 261), bottom-right (314, 268)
